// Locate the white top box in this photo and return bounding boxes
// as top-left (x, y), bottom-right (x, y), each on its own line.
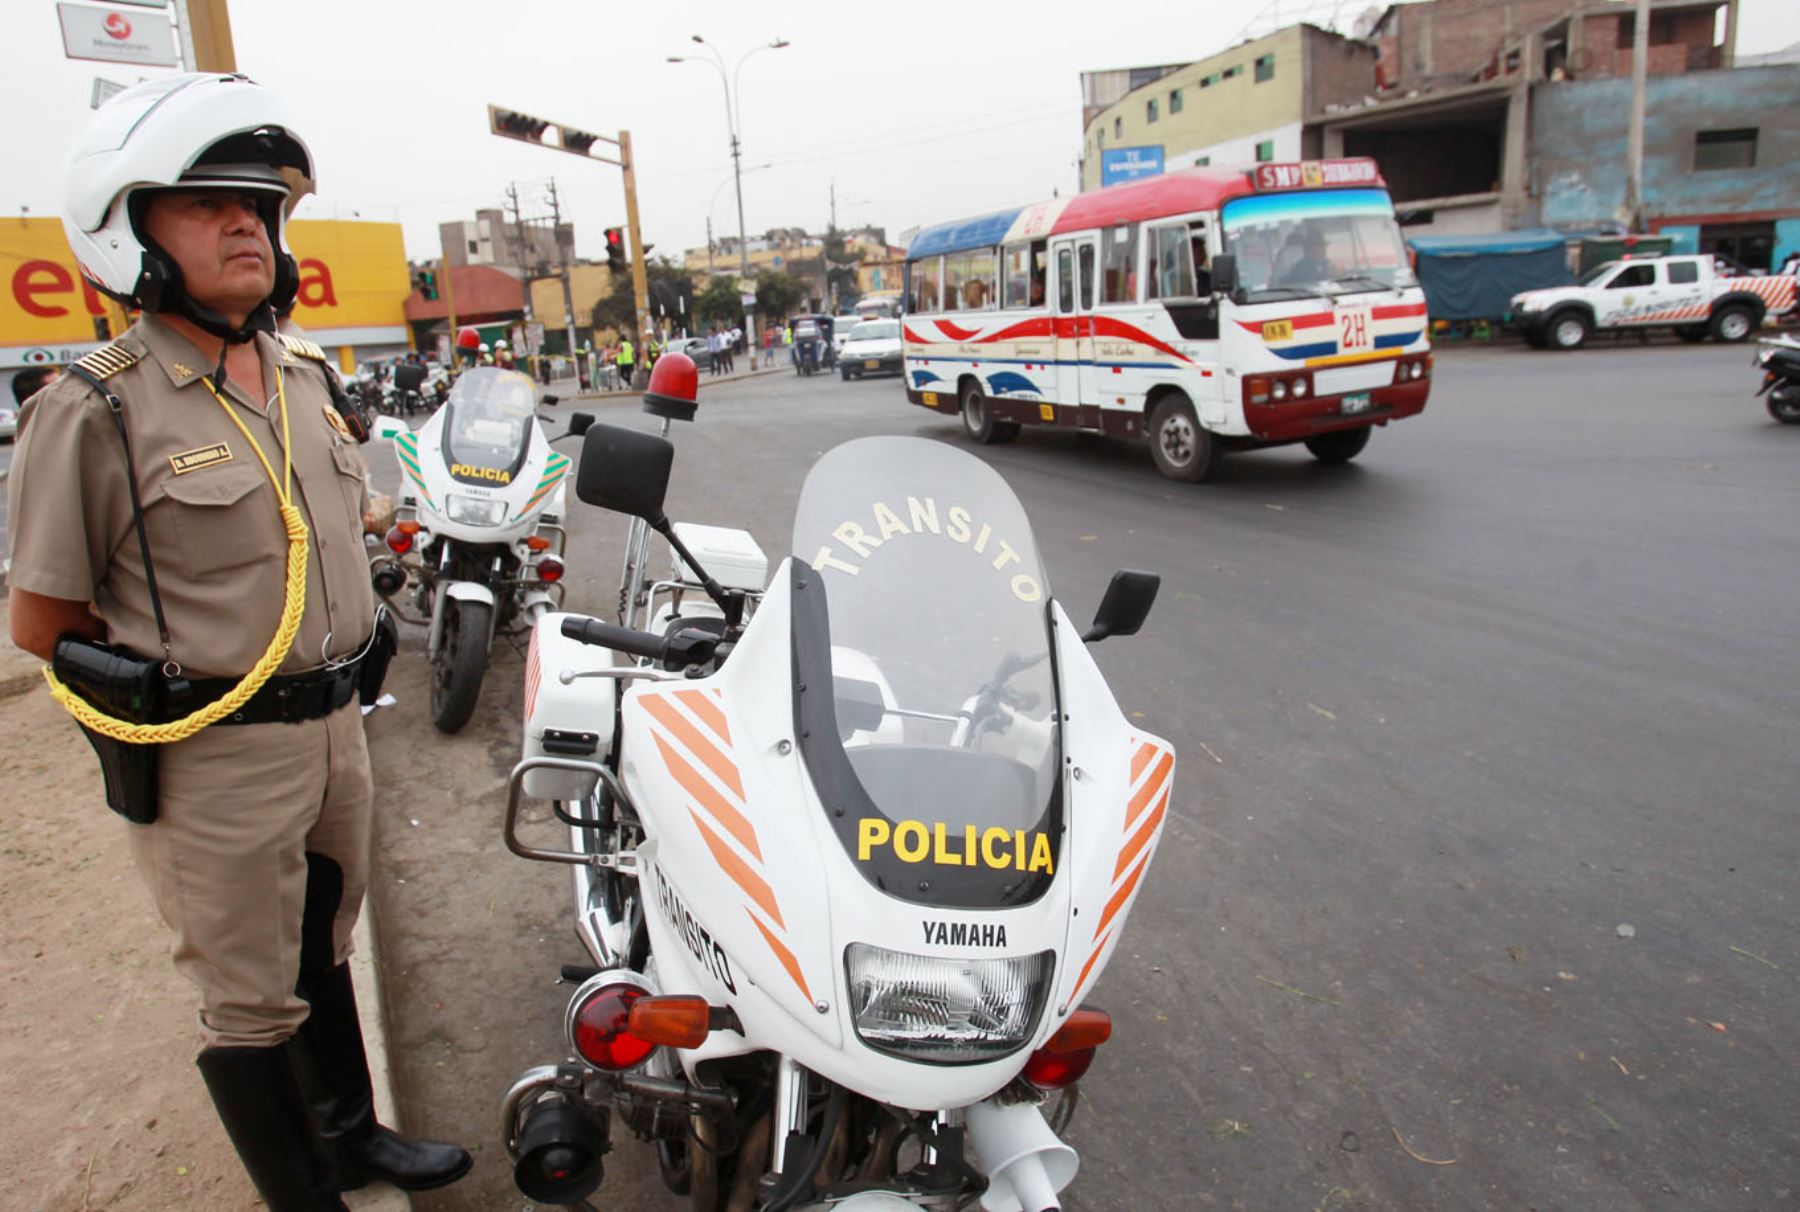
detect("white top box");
top-left (670, 522), bottom-right (769, 592)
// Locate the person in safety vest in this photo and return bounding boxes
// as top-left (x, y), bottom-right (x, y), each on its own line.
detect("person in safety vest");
top-left (616, 332), bottom-right (636, 386)
top-left (5, 73), bottom-right (470, 1211)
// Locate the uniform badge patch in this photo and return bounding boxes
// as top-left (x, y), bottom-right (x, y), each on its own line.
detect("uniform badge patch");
top-left (169, 442), bottom-right (233, 474)
top-left (322, 404), bottom-right (351, 437)
top-left (172, 361), bottom-right (195, 380)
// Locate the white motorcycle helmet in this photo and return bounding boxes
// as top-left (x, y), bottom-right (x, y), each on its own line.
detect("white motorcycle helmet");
top-left (63, 72), bottom-right (314, 342)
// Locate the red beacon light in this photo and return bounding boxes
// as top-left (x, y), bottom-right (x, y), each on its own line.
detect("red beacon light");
top-left (642, 351), bottom-right (698, 423)
top-left (456, 325), bottom-right (482, 352)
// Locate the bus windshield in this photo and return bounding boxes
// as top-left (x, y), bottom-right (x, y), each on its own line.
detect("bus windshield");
top-left (1221, 188), bottom-right (1415, 301)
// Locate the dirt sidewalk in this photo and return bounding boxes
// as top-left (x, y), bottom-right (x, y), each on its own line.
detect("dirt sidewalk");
top-left (0, 615), bottom-right (406, 1212)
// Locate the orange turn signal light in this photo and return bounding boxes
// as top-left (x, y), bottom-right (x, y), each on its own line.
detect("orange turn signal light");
top-left (1042, 1007), bottom-right (1112, 1053)
top-left (397, 520), bottom-right (421, 535)
top-left (526, 535), bottom-right (552, 552)
top-left (627, 995), bottom-right (713, 1049)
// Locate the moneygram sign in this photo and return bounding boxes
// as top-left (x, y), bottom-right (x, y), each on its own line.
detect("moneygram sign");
top-left (58, 3), bottom-right (178, 68)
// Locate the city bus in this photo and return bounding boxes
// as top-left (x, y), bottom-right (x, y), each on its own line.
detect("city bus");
top-left (900, 159), bottom-right (1431, 481)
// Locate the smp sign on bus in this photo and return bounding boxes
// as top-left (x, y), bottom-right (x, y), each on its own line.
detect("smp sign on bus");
top-left (1101, 146), bottom-right (1164, 188)
top-left (1252, 159), bottom-right (1383, 192)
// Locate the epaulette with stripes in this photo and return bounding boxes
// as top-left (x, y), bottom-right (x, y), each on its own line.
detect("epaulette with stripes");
top-left (278, 333), bottom-right (329, 364)
top-left (71, 343), bottom-right (143, 380)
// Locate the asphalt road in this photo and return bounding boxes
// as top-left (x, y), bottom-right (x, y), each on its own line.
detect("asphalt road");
top-left (199, 345), bottom-right (1800, 1209)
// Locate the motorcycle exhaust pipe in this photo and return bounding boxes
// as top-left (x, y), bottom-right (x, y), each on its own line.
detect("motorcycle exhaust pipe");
top-left (964, 1100), bottom-right (1078, 1212)
top-left (513, 1093), bottom-right (607, 1204)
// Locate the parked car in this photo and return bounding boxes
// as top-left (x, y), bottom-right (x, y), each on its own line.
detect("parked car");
top-left (839, 318), bottom-right (902, 379)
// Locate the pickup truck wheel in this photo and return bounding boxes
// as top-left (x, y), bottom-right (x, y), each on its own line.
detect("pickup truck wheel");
top-left (1675, 324), bottom-right (1708, 343)
top-left (1710, 306), bottom-right (1755, 343)
top-left (1549, 310), bottom-right (1590, 350)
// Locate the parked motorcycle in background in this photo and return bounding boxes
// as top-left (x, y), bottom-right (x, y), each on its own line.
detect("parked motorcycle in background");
top-left (367, 367), bottom-right (590, 732)
top-left (500, 354), bottom-right (1174, 1211)
top-left (1755, 334), bottom-right (1800, 424)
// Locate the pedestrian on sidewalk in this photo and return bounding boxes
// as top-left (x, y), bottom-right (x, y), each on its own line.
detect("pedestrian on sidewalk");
top-left (723, 325), bottom-right (737, 374)
top-left (706, 327), bottom-right (722, 376)
top-left (8, 74), bottom-right (470, 1212)
top-left (617, 332), bottom-right (635, 388)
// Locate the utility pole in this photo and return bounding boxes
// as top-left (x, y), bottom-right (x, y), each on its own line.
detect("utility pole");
top-left (707, 216), bottom-right (715, 274)
top-left (1623, 0), bottom-right (1650, 232)
top-left (440, 253), bottom-right (458, 356)
top-left (506, 182), bottom-right (534, 322)
top-left (619, 130), bottom-right (653, 387)
top-left (829, 180), bottom-right (837, 232)
top-left (544, 179), bottom-right (580, 368)
top-left (174, 0), bottom-right (235, 71)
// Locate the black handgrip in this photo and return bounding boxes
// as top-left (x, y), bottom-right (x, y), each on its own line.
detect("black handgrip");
top-left (560, 616), bottom-right (669, 661)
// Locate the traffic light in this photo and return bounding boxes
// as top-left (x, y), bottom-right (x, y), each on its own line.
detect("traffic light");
top-left (489, 105), bottom-right (551, 144)
top-left (93, 315), bottom-right (112, 342)
top-left (605, 227), bottom-right (626, 275)
top-left (415, 269), bottom-right (438, 301)
top-left (559, 126), bottom-right (599, 155)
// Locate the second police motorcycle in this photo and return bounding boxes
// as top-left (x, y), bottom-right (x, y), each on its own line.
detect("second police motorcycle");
top-left (500, 353), bottom-right (1176, 1211)
top-left (368, 365), bottom-right (586, 732)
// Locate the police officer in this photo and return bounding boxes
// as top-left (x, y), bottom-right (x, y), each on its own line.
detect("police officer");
top-left (616, 330), bottom-right (636, 386)
top-left (5, 74), bottom-right (468, 1210)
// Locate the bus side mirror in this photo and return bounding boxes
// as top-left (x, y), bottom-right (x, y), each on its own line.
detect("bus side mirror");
top-left (1081, 570), bottom-right (1160, 643)
top-left (1210, 254), bottom-right (1239, 298)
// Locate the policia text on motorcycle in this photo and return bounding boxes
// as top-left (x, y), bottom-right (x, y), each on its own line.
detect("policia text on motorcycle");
top-left (5, 74), bottom-right (469, 1211)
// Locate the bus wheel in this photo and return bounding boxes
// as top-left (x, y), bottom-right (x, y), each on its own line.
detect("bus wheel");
top-left (1148, 395), bottom-right (1219, 482)
top-left (1305, 426), bottom-right (1371, 464)
top-left (961, 382), bottom-right (1013, 444)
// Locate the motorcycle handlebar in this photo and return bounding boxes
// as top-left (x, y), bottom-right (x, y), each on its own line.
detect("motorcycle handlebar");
top-left (561, 616), bottom-right (668, 662)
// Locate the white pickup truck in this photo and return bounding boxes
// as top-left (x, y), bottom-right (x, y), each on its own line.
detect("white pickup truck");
top-left (1510, 254), bottom-right (1796, 350)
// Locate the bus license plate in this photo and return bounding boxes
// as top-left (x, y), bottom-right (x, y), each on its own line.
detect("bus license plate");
top-left (922, 391), bottom-right (939, 406)
top-left (1341, 392), bottom-right (1372, 415)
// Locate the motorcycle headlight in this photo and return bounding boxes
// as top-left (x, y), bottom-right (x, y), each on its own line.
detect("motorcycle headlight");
top-left (446, 493), bottom-right (507, 526)
top-left (845, 943), bottom-right (1054, 1064)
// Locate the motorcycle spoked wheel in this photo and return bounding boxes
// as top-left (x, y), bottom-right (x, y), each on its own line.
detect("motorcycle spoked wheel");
top-left (429, 598), bottom-right (492, 733)
top-left (1768, 388), bottom-right (1800, 425)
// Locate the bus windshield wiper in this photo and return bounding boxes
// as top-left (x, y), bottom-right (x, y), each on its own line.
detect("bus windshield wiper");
top-left (1243, 286), bottom-right (1320, 302)
top-left (1325, 275), bottom-right (1393, 296)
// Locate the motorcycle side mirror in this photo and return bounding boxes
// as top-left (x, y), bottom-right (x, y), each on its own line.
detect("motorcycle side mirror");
top-left (369, 415), bottom-right (407, 443)
top-left (566, 412), bottom-right (594, 437)
top-left (576, 423), bottom-right (673, 521)
top-left (1081, 570), bottom-right (1160, 643)
top-left (1210, 254), bottom-right (1239, 299)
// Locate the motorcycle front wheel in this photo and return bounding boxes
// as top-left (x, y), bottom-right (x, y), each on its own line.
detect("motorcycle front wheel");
top-left (429, 598), bottom-right (492, 733)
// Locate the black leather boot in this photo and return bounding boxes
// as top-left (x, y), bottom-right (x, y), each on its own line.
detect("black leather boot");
top-left (196, 1045), bottom-right (348, 1212)
top-left (293, 959), bottom-right (472, 1191)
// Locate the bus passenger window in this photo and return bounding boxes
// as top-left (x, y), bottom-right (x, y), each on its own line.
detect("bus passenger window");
top-left (1057, 248), bottom-right (1074, 313)
top-left (1192, 226), bottom-right (1212, 295)
top-left (911, 258), bottom-right (941, 313)
top-left (1003, 243), bottom-right (1030, 308)
top-left (1031, 240), bottom-right (1047, 306)
top-left (1078, 244), bottom-right (1096, 310)
top-left (1147, 226), bottom-right (1195, 300)
top-left (1101, 225), bottom-right (1138, 304)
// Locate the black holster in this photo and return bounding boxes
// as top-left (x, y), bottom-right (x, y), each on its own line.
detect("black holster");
top-left (357, 610), bottom-right (399, 707)
top-left (52, 638), bottom-right (182, 825)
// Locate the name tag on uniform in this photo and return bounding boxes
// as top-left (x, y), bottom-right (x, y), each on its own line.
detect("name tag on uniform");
top-left (169, 442), bottom-right (233, 474)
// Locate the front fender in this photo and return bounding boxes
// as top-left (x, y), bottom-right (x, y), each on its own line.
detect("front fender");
top-left (445, 580), bottom-right (497, 608)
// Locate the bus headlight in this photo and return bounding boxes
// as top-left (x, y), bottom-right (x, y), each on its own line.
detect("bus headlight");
top-left (1271, 380), bottom-right (1289, 400)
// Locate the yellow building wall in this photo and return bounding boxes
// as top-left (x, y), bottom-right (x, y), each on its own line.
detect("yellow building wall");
top-left (1081, 27), bottom-right (1304, 190)
top-left (528, 263), bottom-right (618, 339)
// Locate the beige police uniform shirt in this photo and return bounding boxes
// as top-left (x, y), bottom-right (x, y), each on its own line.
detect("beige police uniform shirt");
top-left (6, 315), bottom-right (375, 680)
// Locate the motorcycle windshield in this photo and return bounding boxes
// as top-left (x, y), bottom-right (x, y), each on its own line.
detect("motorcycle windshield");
top-left (440, 368), bottom-right (537, 483)
top-left (790, 436), bottom-right (1061, 908)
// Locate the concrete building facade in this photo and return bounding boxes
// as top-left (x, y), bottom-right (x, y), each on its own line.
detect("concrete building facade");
top-left (438, 207), bottom-right (573, 277)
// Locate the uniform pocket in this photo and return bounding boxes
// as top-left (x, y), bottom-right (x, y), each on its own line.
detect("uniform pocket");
top-left (160, 465), bottom-right (277, 576)
top-left (331, 442), bottom-right (368, 526)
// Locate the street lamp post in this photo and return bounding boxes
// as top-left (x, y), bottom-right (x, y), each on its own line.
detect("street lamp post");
top-left (671, 34), bottom-right (788, 364)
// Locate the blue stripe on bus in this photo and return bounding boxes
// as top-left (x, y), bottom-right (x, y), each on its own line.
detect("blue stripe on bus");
top-left (1374, 330), bottom-right (1422, 349)
top-left (1267, 341), bottom-right (1338, 360)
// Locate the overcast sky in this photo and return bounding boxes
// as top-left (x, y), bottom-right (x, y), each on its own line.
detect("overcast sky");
top-left (7, 0), bottom-right (1799, 268)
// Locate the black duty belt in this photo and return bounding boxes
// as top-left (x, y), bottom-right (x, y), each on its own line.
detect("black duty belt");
top-left (188, 657), bottom-right (363, 726)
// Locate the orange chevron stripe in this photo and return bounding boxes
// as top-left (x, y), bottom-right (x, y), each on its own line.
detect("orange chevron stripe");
top-left (1092, 852), bottom-right (1150, 943)
top-left (689, 809), bottom-right (784, 930)
top-left (749, 909), bottom-right (813, 1003)
top-left (645, 695), bottom-right (746, 800)
top-left (676, 688), bottom-right (732, 746)
top-left (656, 733), bottom-right (760, 861)
top-left (1071, 929), bottom-right (1112, 1003)
top-left (1129, 740), bottom-right (1157, 783)
top-left (1125, 752), bottom-right (1173, 831)
top-left (1114, 783), bottom-right (1170, 880)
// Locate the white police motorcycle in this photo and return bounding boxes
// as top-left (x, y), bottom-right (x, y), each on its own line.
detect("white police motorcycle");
top-left (369, 367), bottom-right (589, 732)
top-left (499, 356), bottom-right (1173, 1211)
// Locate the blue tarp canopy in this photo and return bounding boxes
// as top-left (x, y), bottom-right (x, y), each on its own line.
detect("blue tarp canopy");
top-left (1407, 229), bottom-right (1573, 321)
top-left (907, 208), bottom-right (1022, 261)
